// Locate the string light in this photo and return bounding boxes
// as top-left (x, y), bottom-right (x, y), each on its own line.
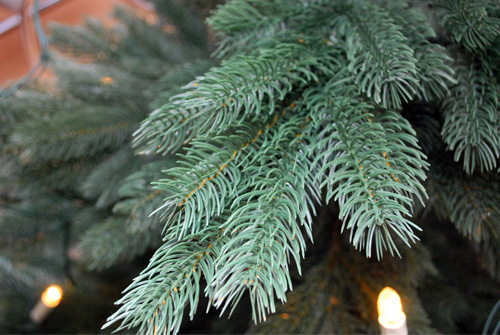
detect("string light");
top-left (100, 76), bottom-right (113, 86)
top-left (0, 0), bottom-right (50, 97)
top-left (30, 285), bottom-right (63, 324)
top-left (377, 287), bottom-right (407, 335)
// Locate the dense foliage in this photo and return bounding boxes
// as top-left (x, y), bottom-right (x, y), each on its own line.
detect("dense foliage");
top-left (1, 0), bottom-right (499, 334)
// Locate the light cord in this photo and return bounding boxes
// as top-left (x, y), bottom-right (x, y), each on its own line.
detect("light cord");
top-left (484, 299), bottom-right (500, 335)
top-left (0, 0), bottom-right (50, 98)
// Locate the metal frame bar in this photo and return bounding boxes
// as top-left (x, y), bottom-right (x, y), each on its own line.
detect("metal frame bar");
top-left (0, 0), bottom-right (62, 35)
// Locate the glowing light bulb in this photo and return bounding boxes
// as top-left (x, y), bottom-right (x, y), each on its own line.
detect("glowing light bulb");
top-left (30, 285), bottom-right (63, 324)
top-left (41, 285), bottom-right (63, 308)
top-left (377, 287), bottom-right (407, 335)
top-left (100, 76), bottom-right (113, 85)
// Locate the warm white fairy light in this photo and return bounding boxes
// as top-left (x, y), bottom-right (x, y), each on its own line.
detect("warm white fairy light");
top-left (30, 285), bottom-right (63, 324)
top-left (377, 287), bottom-right (407, 335)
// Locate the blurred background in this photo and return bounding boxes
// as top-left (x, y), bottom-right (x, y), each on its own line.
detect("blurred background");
top-left (0, 0), bottom-right (155, 87)
top-left (0, 1), bottom-right (219, 333)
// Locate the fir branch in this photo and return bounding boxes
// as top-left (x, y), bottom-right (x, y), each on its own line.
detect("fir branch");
top-left (8, 106), bottom-right (143, 163)
top-left (440, 57), bottom-right (500, 174)
top-left (109, 104), bottom-right (319, 332)
top-left (212, 111), bottom-right (319, 322)
top-left (0, 195), bottom-right (75, 231)
top-left (152, 120), bottom-right (258, 237)
top-left (150, 100), bottom-right (304, 239)
top-left (77, 216), bottom-right (162, 271)
top-left (114, 189), bottom-right (164, 232)
top-left (133, 41), bottom-right (338, 155)
top-left (427, 155), bottom-right (500, 279)
top-left (212, 215), bottom-right (300, 322)
top-left (148, 60), bottom-right (216, 110)
top-left (54, 60), bottom-right (150, 111)
top-left (49, 19), bottom-right (122, 62)
top-left (71, 207), bottom-right (108, 239)
top-left (81, 148), bottom-right (145, 209)
top-left (306, 79), bottom-right (428, 258)
top-left (0, 89), bottom-right (77, 140)
top-left (0, 257), bottom-right (55, 299)
top-left (376, 0), bottom-right (456, 101)
top-left (151, 0), bottom-right (210, 50)
top-left (435, 0), bottom-right (500, 53)
top-left (428, 158), bottom-right (500, 244)
top-left (208, 0), bottom-right (292, 40)
top-left (106, 110), bottom-right (321, 333)
top-left (334, 0), bottom-right (420, 109)
top-left (113, 6), bottom-right (200, 66)
top-left (229, 109), bottom-right (320, 236)
top-left (207, 0), bottom-right (329, 58)
top-left (105, 225), bottom-right (227, 335)
top-left (8, 157), bottom-right (96, 198)
top-left (113, 159), bottom-right (177, 233)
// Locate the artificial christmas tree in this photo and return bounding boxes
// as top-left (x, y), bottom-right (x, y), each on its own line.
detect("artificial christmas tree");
top-left (1, 0), bottom-right (500, 334)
